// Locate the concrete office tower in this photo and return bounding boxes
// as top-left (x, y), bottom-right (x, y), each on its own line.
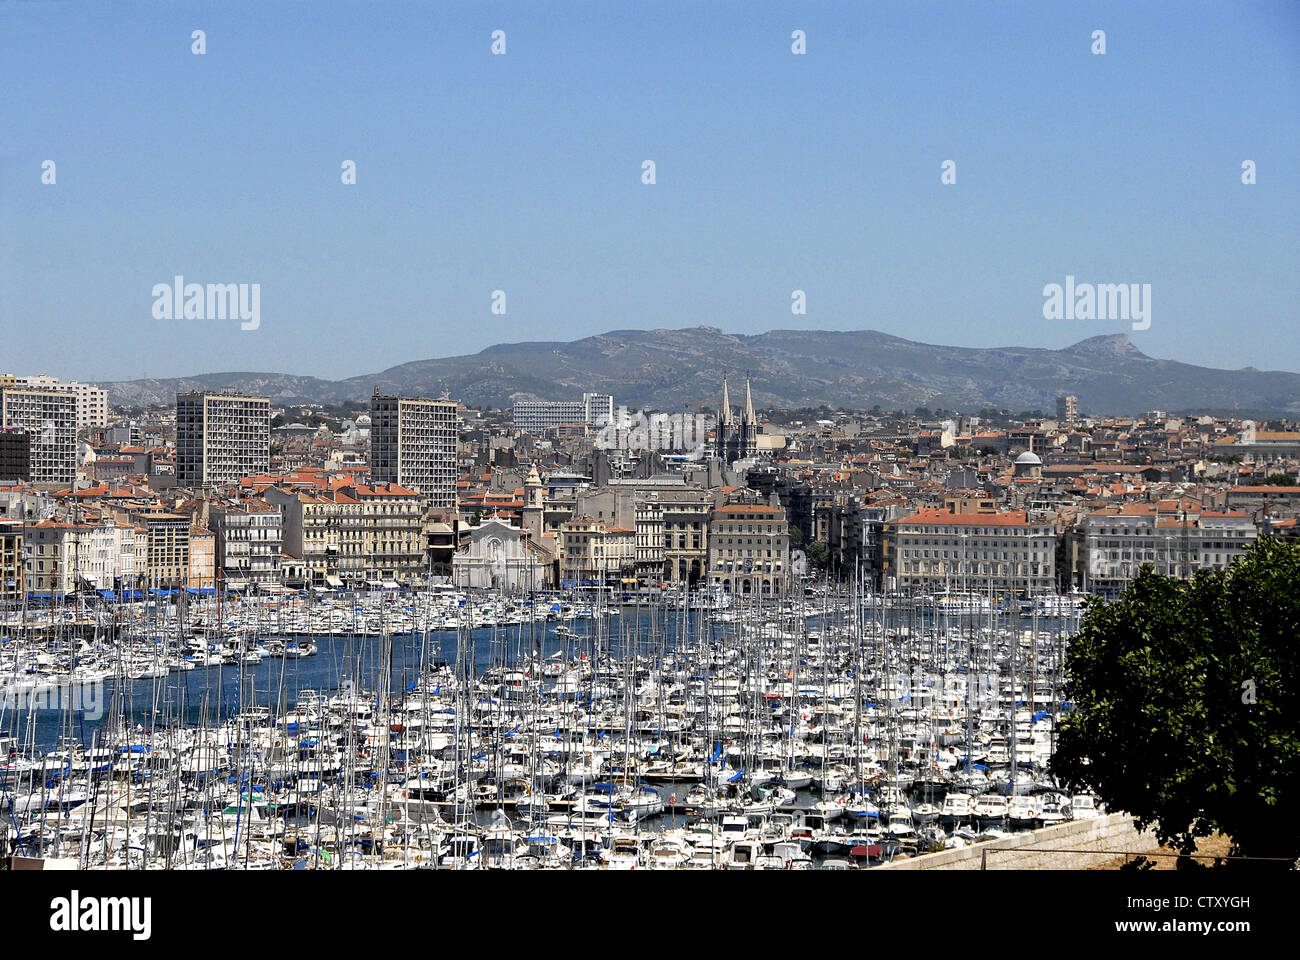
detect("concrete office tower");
top-left (176, 392), bottom-right (271, 488)
top-left (0, 386), bottom-right (77, 485)
top-left (369, 392), bottom-right (460, 507)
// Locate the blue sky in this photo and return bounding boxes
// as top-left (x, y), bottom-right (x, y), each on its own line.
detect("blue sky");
top-left (2, 0), bottom-right (1297, 382)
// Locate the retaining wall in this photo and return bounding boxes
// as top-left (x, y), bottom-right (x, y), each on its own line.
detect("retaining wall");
top-left (877, 813), bottom-right (1162, 870)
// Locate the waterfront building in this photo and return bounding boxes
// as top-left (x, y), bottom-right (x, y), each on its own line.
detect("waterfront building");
top-left (707, 503), bottom-right (789, 595)
top-left (559, 518), bottom-right (636, 586)
top-left (1079, 503), bottom-right (1257, 596)
top-left (452, 515), bottom-right (547, 590)
top-left (886, 507), bottom-right (1056, 597)
top-left (0, 520), bottom-right (22, 598)
top-left (209, 500), bottom-right (284, 586)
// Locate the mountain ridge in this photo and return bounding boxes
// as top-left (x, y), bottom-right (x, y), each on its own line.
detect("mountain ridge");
top-left (97, 327), bottom-right (1300, 417)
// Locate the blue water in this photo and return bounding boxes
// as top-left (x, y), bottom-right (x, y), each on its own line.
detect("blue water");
top-left (14, 611), bottom-right (714, 751)
top-left (10, 604), bottom-right (1072, 753)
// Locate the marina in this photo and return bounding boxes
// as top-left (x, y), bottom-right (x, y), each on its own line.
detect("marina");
top-left (0, 585), bottom-right (1100, 869)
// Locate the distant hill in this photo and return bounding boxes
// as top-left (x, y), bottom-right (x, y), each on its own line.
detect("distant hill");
top-left (98, 327), bottom-right (1300, 417)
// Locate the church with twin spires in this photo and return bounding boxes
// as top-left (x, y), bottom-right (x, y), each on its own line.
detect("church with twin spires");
top-left (715, 376), bottom-right (758, 464)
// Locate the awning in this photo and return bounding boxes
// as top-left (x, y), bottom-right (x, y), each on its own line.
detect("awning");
top-left (382, 580), bottom-right (400, 590)
top-left (325, 577), bottom-right (344, 588)
top-left (225, 580), bottom-right (249, 591)
top-left (98, 590), bottom-right (116, 600)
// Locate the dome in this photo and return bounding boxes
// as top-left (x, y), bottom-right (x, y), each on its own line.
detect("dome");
top-left (1014, 451), bottom-right (1042, 465)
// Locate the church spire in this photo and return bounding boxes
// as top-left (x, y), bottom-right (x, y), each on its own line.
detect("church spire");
top-left (743, 377), bottom-right (755, 424)
top-left (720, 377), bottom-right (732, 425)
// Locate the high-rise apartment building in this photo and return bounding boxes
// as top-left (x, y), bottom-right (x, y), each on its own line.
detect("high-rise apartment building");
top-left (369, 393), bottom-right (459, 507)
top-left (513, 392), bottom-right (614, 435)
top-left (582, 393), bottom-right (614, 429)
top-left (176, 392), bottom-right (271, 488)
top-left (1, 374), bottom-right (108, 429)
top-left (0, 386), bottom-right (78, 485)
top-left (1056, 395), bottom-right (1079, 421)
top-left (513, 400), bottom-right (583, 434)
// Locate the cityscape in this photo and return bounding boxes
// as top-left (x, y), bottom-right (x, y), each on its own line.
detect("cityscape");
top-left (5, 371), bottom-right (1295, 601)
top-left (1, 0), bottom-right (1295, 942)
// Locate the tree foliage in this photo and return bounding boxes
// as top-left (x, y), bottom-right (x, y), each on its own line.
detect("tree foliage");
top-left (1052, 538), bottom-right (1299, 863)
top-left (805, 540), bottom-right (831, 571)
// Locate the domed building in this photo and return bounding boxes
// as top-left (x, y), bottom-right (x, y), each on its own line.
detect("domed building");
top-left (1013, 450), bottom-right (1042, 479)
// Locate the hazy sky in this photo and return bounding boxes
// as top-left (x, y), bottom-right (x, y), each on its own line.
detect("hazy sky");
top-left (2, 0), bottom-right (1297, 382)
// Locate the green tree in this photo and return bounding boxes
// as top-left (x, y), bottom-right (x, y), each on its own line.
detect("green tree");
top-left (1052, 538), bottom-right (1300, 863)
top-left (805, 540), bottom-right (831, 571)
top-left (1263, 473), bottom-right (1296, 486)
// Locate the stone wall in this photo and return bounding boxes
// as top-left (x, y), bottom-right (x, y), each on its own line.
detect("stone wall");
top-left (877, 813), bottom-right (1163, 870)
